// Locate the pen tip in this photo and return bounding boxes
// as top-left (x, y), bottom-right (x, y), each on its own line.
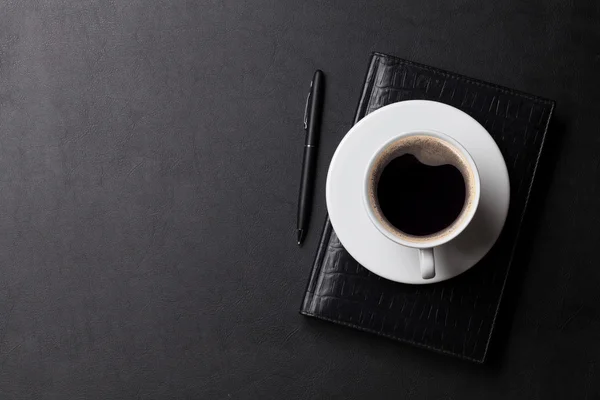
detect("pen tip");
top-left (297, 229), bottom-right (305, 246)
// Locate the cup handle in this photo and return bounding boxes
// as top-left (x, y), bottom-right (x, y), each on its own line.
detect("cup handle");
top-left (418, 248), bottom-right (435, 279)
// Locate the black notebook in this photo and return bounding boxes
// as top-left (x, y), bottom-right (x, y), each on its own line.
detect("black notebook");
top-left (300, 52), bottom-right (555, 363)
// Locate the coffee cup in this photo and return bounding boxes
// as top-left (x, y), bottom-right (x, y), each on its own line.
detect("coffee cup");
top-left (363, 131), bottom-right (480, 279)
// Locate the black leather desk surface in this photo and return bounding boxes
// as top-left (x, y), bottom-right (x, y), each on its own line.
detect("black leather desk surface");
top-left (0, 1), bottom-right (598, 399)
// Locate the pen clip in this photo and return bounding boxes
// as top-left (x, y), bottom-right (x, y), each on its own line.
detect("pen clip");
top-left (303, 80), bottom-right (313, 131)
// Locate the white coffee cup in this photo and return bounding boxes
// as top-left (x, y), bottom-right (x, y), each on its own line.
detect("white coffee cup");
top-left (362, 130), bottom-right (481, 279)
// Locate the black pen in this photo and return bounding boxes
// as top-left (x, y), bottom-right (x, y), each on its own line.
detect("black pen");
top-left (297, 70), bottom-right (324, 245)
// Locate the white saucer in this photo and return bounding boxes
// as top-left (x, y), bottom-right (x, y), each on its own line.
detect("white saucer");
top-left (326, 100), bottom-right (510, 284)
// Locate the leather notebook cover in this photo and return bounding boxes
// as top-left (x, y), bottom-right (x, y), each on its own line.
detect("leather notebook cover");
top-left (300, 52), bottom-right (555, 363)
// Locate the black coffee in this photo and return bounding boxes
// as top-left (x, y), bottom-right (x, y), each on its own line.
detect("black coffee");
top-left (377, 154), bottom-right (466, 236)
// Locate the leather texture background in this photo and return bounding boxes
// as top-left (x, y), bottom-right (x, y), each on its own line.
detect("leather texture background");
top-left (0, 0), bottom-right (599, 399)
top-left (301, 53), bottom-right (555, 363)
